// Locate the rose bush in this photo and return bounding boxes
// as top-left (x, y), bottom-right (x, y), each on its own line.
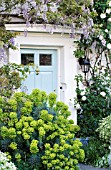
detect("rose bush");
top-left (0, 89), bottom-right (84, 170)
top-left (74, 70), bottom-right (111, 137)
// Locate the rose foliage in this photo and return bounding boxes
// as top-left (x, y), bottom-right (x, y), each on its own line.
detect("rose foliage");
top-left (74, 69), bottom-right (111, 138)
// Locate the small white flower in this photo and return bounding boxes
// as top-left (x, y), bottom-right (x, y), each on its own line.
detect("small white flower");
top-left (106, 8), bottom-right (111, 14)
top-left (82, 96), bottom-right (86, 101)
top-left (107, 43), bottom-right (111, 49)
top-left (100, 91), bottom-right (106, 97)
top-left (100, 13), bottom-right (106, 19)
top-left (105, 29), bottom-right (108, 33)
top-left (108, 17), bottom-right (111, 22)
top-left (109, 34), bottom-right (111, 39)
top-left (81, 91), bottom-right (85, 96)
top-left (76, 103), bottom-right (81, 109)
top-left (109, 1), bottom-right (111, 7)
top-left (99, 35), bottom-right (103, 40)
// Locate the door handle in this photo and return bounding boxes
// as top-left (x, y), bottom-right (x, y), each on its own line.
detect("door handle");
top-left (35, 65), bottom-right (40, 75)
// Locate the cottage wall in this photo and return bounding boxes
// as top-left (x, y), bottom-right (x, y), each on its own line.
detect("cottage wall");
top-left (5, 24), bottom-right (78, 124)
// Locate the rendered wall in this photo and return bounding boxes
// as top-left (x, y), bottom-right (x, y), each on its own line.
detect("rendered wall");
top-left (6, 24), bottom-right (78, 124)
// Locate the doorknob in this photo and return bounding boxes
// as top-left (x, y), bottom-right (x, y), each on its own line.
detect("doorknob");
top-left (35, 65), bottom-right (40, 75)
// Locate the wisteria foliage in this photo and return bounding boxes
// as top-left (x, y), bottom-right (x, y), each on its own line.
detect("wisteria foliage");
top-left (0, 0), bottom-right (95, 64)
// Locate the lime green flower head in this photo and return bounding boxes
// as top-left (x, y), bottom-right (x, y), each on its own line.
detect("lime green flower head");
top-left (78, 149), bottom-right (85, 161)
top-left (9, 142), bottom-right (17, 150)
top-left (64, 166), bottom-right (69, 170)
top-left (8, 128), bottom-right (16, 139)
top-left (8, 99), bottom-right (17, 111)
top-left (47, 163), bottom-right (52, 168)
top-left (15, 121), bottom-right (23, 130)
top-left (40, 110), bottom-right (48, 120)
top-left (48, 92), bottom-right (57, 107)
top-left (15, 153), bottom-right (21, 161)
top-left (40, 110), bottom-right (53, 121)
top-left (24, 101), bottom-right (33, 108)
top-left (54, 143), bottom-right (59, 149)
top-left (56, 101), bottom-right (64, 110)
top-left (5, 152), bottom-right (12, 160)
top-left (30, 89), bottom-right (41, 104)
top-left (59, 154), bottom-right (65, 159)
top-left (8, 120), bottom-right (14, 127)
top-left (17, 131), bottom-right (22, 135)
top-left (68, 119), bottom-right (74, 124)
top-left (45, 150), bottom-right (51, 156)
top-left (27, 116), bottom-right (33, 122)
top-left (38, 127), bottom-right (45, 137)
top-left (1, 126), bottom-right (8, 138)
top-left (27, 127), bottom-right (34, 134)
top-left (73, 159), bottom-right (78, 165)
top-left (41, 91), bottom-right (47, 101)
top-left (45, 143), bottom-right (51, 149)
top-left (13, 92), bottom-right (24, 102)
top-left (9, 112), bottom-right (17, 119)
top-left (61, 104), bottom-right (69, 114)
top-left (23, 121), bottom-right (29, 128)
top-left (55, 166), bottom-right (60, 170)
top-left (21, 107), bottom-right (28, 115)
top-left (37, 119), bottom-right (44, 126)
top-left (30, 120), bottom-right (37, 127)
top-left (30, 139), bottom-right (39, 154)
top-left (23, 132), bottom-right (30, 140)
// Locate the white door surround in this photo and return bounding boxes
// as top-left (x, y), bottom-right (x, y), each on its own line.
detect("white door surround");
top-left (7, 24), bottom-right (78, 123)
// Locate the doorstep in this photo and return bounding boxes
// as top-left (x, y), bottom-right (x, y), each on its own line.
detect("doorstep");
top-left (79, 163), bottom-right (111, 170)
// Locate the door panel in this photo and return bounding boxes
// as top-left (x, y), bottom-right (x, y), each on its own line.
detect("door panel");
top-left (20, 49), bottom-right (57, 94)
top-left (35, 72), bottom-right (53, 94)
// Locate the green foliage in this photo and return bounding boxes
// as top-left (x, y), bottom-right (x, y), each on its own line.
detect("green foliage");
top-left (0, 63), bottom-right (30, 97)
top-left (96, 115), bottom-right (111, 142)
top-left (0, 28), bottom-right (18, 49)
top-left (74, 70), bottom-right (111, 138)
top-left (0, 89), bottom-right (84, 170)
top-left (0, 151), bottom-right (17, 170)
top-left (82, 138), bottom-right (109, 168)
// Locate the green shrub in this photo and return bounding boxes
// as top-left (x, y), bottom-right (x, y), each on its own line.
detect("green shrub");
top-left (96, 115), bottom-right (111, 142)
top-left (82, 137), bottom-right (109, 168)
top-left (0, 89), bottom-right (84, 170)
top-left (0, 63), bottom-right (30, 98)
top-left (0, 151), bottom-right (17, 170)
top-left (74, 71), bottom-right (111, 138)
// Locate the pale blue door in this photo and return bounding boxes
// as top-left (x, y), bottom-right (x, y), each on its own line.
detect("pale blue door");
top-left (20, 49), bottom-right (57, 94)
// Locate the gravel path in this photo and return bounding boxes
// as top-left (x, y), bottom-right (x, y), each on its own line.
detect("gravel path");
top-left (79, 164), bottom-right (111, 170)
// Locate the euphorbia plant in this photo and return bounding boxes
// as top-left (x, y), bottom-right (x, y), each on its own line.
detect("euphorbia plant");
top-left (0, 89), bottom-right (85, 170)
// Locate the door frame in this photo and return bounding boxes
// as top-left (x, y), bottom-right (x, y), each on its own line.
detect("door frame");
top-left (20, 47), bottom-right (59, 96)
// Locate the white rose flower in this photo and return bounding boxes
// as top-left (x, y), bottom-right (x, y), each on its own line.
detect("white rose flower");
top-left (82, 96), bottom-right (86, 101)
top-left (76, 103), bottom-right (81, 109)
top-left (99, 35), bottom-right (103, 40)
top-left (107, 43), bottom-right (111, 49)
top-left (105, 29), bottom-right (108, 33)
top-left (106, 8), bottom-right (111, 14)
top-left (109, 1), bottom-right (111, 7)
top-left (100, 13), bottom-right (106, 18)
top-left (100, 91), bottom-right (106, 97)
top-left (81, 91), bottom-right (85, 96)
top-left (108, 17), bottom-right (111, 22)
